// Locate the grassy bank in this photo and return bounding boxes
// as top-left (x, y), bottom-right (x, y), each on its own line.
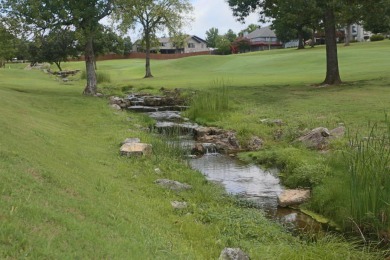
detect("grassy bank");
top-left (0, 41), bottom-right (389, 258)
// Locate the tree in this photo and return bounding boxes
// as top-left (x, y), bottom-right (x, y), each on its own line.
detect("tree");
top-left (231, 37), bottom-right (251, 53)
top-left (225, 29), bottom-right (237, 43)
top-left (361, 0), bottom-right (390, 34)
top-left (86, 25), bottom-right (126, 69)
top-left (205, 27), bottom-right (219, 48)
top-left (170, 32), bottom-right (187, 53)
top-left (28, 28), bottom-right (78, 71)
top-left (123, 36), bottom-right (133, 55)
top-left (0, 25), bottom-right (16, 66)
top-left (227, 0), bottom-right (342, 85)
top-left (215, 35), bottom-right (232, 55)
top-left (2, 0), bottom-right (114, 95)
top-left (115, 0), bottom-right (193, 78)
top-left (93, 26), bottom-right (125, 58)
top-left (239, 23), bottom-right (259, 36)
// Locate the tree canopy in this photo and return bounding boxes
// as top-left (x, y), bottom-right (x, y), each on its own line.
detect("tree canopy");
top-left (0, 25), bottom-right (16, 64)
top-left (205, 27), bottom-right (219, 48)
top-left (27, 28), bottom-right (78, 71)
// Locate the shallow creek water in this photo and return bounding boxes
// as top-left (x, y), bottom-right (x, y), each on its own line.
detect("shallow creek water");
top-left (168, 136), bottom-right (327, 234)
top-left (124, 95), bottom-right (330, 234)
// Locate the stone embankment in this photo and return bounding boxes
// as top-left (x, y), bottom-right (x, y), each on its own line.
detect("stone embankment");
top-left (110, 93), bottom-right (264, 155)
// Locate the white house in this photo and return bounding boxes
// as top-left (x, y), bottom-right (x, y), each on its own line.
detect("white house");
top-left (348, 24), bottom-right (372, 41)
top-left (133, 35), bottom-right (209, 54)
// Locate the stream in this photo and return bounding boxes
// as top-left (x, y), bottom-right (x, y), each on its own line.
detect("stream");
top-left (122, 94), bottom-right (331, 235)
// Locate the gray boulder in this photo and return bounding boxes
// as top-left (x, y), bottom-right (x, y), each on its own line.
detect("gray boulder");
top-left (155, 179), bottom-right (192, 191)
top-left (219, 248), bottom-right (250, 260)
top-left (170, 201), bottom-right (188, 209)
top-left (110, 104), bottom-right (122, 111)
top-left (297, 127), bottom-right (330, 150)
top-left (121, 138), bottom-right (141, 145)
top-left (330, 126), bottom-right (346, 139)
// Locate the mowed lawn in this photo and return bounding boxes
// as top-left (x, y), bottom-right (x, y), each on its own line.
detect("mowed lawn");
top-left (0, 41), bottom-right (389, 259)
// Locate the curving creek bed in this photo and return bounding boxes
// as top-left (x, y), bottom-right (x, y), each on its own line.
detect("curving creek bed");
top-left (118, 94), bottom-right (332, 235)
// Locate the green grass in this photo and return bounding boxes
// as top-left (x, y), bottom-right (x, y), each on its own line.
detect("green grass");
top-left (1, 41), bottom-right (390, 258)
top-left (346, 119), bottom-right (390, 237)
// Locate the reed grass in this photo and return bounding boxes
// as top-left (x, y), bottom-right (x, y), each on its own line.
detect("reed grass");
top-left (80, 70), bottom-right (111, 83)
top-left (185, 79), bottom-right (230, 124)
top-left (346, 118), bottom-right (390, 238)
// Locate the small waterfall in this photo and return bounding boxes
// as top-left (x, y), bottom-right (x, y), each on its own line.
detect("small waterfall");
top-left (202, 143), bottom-right (219, 155)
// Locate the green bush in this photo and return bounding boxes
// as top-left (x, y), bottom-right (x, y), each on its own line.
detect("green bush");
top-left (370, 34), bottom-right (385, 41)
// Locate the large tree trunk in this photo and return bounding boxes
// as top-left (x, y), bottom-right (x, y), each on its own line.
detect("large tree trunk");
top-left (83, 37), bottom-right (98, 95)
top-left (297, 28), bottom-right (305, 49)
top-left (323, 7), bottom-right (342, 85)
top-left (144, 34), bottom-right (153, 78)
top-left (311, 28), bottom-right (316, 48)
top-left (344, 24), bottom-right (352, 46)
top-left (54, 61), bottom-right (62, 71)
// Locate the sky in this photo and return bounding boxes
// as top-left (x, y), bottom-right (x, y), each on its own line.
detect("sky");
top-left (187, 0), bottom-right (261, 39)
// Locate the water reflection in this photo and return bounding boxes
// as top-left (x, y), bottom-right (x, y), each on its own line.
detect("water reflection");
top-left (189, 154), bottom-right (326, 234)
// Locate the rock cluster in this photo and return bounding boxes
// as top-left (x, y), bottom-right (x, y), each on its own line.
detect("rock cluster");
top-left (194, 127), bottom-right (241, 154)
top-left (296, 126), bottom-right (345, 150)
top-left (109, 96), bottom-right (131, 109)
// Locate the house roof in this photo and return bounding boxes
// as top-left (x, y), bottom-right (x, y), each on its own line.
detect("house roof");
top-left (158, 35), bottom-right (207, 44)
top-left (246, 26), bottom-right (277, 39)
top-left (190, 35), bottom-right (207, 44)
top-left (134, 35), bottom-right (207, 47)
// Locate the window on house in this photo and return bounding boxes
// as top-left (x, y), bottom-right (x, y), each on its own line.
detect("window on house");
top-left (160, 43), bottom-right (165, 47)
top-left (188, 43), bottom-right (195, 48)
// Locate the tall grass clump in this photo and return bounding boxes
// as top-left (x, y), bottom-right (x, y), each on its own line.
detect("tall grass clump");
top-left (80, 70), bottom-right (111, 83)
top-left (185, 79), bottom-right (230, 124)
top-left (346, 118), bottom-right (390, 239)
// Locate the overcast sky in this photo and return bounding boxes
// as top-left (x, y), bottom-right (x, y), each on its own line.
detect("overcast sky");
top-left (187, 0), bottom-right (261, 39)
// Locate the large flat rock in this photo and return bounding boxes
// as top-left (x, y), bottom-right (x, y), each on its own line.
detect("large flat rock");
top-left (278, 189), bottom-right (310, 207)
top-left (120, 143), bottom-right (152, 156)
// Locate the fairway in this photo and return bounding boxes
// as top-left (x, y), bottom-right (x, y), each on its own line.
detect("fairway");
top-left (61, 41), bottom-right (390, 90)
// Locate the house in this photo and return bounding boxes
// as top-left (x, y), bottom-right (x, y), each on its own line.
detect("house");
top-left (132, 35), bottom-right (209, 54)
top-left (348, 24), bottom-right (372, 41)
top-left (245, 26), bottom-right (283, 51)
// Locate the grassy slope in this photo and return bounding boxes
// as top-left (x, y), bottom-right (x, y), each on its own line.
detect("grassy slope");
top-left (1, 42), bottom-right (388, 258)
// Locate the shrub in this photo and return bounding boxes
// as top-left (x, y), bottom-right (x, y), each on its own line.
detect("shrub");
top-left (370, 34), bottom-right (385, 41)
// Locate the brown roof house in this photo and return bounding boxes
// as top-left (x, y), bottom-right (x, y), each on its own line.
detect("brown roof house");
top-left (245, 26), bottom-right (283, 51)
